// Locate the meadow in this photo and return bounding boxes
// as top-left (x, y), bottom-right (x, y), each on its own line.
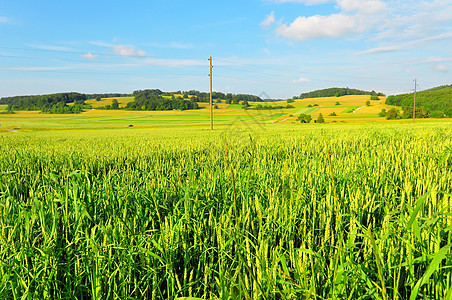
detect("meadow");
top-left (0, 122), bottom-right (451, 299)
top-left (0, 95), bottom-right (398, 130)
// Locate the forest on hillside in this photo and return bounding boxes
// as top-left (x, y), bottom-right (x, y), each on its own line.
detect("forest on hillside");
top-left (132, 89), bottom-right (263, 103)
top-left (298, 87), bottom-right (384, 99)
top-left (385, 85), bottom-right (452, 117)
top-left (0, 93), bottom-right (90, 114)
top-left (126, 90), bottom-right (198, 111)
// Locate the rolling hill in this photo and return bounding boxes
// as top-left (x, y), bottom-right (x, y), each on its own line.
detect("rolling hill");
top-left (385, 84), bottom-right (452, 117)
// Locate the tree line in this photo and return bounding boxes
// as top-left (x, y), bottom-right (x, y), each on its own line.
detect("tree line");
top-left (126, 90), bottom-right (198, 111)
top-left (385, 85), bottom-right (452, 118)
top-left (298, 87), bottom-right (384, 99)
top-left (0, 92), bottom-right (90, 114)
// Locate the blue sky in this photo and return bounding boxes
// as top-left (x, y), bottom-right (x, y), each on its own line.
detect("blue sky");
top-left (0, 0), bottom-right (451, 98)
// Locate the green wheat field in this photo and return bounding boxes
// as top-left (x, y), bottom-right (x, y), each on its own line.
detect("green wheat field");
top-left (1, 123), bottom-right (451, 299)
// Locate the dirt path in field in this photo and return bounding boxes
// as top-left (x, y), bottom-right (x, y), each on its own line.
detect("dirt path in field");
top-left (280, 115), bottom-right (293, 122)
top-left (0, 129), bottom-right (18, 132)
top-left (353, 106), bottom-right (365, 113)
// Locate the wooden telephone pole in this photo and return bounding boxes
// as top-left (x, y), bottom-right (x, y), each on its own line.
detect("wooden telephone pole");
top-left (413, 78), bottom-right (417, 123)
top-left (209, 56), bottom-right (213, 131)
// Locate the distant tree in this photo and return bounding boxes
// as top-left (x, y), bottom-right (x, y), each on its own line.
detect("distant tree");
top-left (232, 99), bottom-right (239, 104)
top-left (214, 104), bottom-right (219, 109)
top-left (298, 113), bottom-right (312, 123)
top-left (111, 99), bottom-right (119, 109)
top-left (386, 108), bottom-right (401, 120)
top-left (378, 109), bottom-right (387, 117)
top-left (366, 100), bottom-right (371, 106)
top-left (307, 104), bottom-right (312, 107)
top-left (316, 113), bottom-right (325, 123)
top-left (335, 93), bottom-right (339, 97)
top-left (313, 104), bottom-right (319, 107)
top-left (335, 101), bottom-right (341, 105)
top-left (215, 99), bottom-right (222, 104)
top-left (371, 95), bottom-right (380, 100)
top-left (287, 99), bottom-right (294, 103)
top-left (225, 98), bottom-right (231, 104)
top-left (329, 112), bottom-right (337, 116)
top-left (95, 96), bottom-right (101, 101)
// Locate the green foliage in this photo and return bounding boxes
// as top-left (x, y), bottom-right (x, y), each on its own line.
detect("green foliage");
top-left (299, 87), bottom-right (384, 99)
top-left (370, 95), bottom-right (380, 100)
top-left (385, 85), bottom-right (452, 117)
top-left (38, 101), bottom-right (91, 114)
top-left (95, 96), bottom-right (101, 101)
top-left (366, 100), bottom-right (371, 106)
top-left (179, 90), bottom-right (262, 103)
top-left (287, 99), bottom-right (295, 103)
top-left (329, 112), bottom-right (337, 116)
top-left (316, 113), bottom-right (325, 123)
top-left (386, 108), bottom-right (401, 120)
top-left (378, 109), bottom-right (387, 117)
top-left (126, 90), bottom-right (198, 111)
top-left (335, 101), bottom-right (341, 105)
top-left (0, 125), bottom-right (451, 298)
top-left (111, 99), bottom-right (119, 110)
top-left (0, 92), bottom-right (87, 113)
top-left (297, 113), bottom-right (312, 123)
top-left (401, 106), bottom-right (429, 119)
top-left (430, 110), bottom-right (445, 118)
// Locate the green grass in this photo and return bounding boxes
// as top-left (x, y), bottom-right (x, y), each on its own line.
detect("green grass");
top-left (295, 107), bottom-right (319, 114)
top-left (342, 106), bottom-right (362, 113)
top-left (1, 123), bottom-right (451, 298)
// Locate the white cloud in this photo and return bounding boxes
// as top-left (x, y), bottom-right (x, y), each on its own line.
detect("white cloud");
top-left (431, 63), bottom-right (450, 72)
top-left (338, 0), bottom-right (385, 14)
top-left (26, 44), bottom-right (73, 51)
top-left (260, 11), bottom-right (275, 27)
top-left (293, 76), bottom-right (311, 83)
top-left (113, 45), bottom-right (146, 57)
top-left (277, 13), bottom-right (359, 40)
top-left (356, 45), bottom-right (402, 55)
top-left (82, 52), bottom-right (99, 59)
top-left (89, 41), bottom-right (113, 47)
top-left (269, 0), bottom-right (333, 4)
top-left (0, 16), bottom-right (9, 23)
top-left (274, 0), bottom-right (386, 41)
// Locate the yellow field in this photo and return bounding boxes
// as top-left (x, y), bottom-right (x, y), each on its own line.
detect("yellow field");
top-left (84, 97), bottom-right (135, 108)
top-left (172, 94), bottom-right (195, 99)
top-left (2, 94), bottom-right (442, 130)
top-left (292, 95), bottom-right (386, 106)
top-left (197, 102), bottom-right (230, 110)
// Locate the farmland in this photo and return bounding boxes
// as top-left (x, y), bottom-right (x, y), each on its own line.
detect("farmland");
top-left (0, 94), bottom-right (437, 131)
top-left (0, 122), bottom-right (451, 299)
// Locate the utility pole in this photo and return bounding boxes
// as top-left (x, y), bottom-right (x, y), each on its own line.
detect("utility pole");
top-left (413, 78), bottom-right (417, 123)
top-left (209, 56), bottom-right (213, 131)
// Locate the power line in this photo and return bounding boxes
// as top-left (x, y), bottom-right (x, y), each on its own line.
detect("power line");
top-left (0, 45), bottom-right (206, 60)
top-left (0, 67), bottom-right (206, 77)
